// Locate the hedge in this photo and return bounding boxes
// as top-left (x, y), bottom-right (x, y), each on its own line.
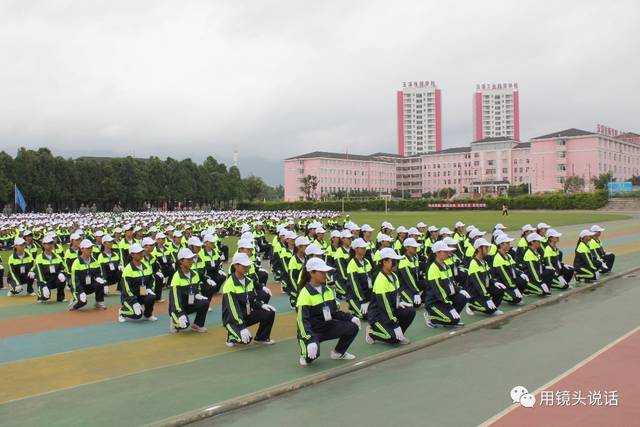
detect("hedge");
top-left (238, 191), bottom-right (609, 211)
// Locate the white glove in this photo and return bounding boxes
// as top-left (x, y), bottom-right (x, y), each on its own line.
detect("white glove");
top-left (545, 266), bottom-right (555, 270)
top-left (458, 266), bottom-right (467, 272)
top-left (460, 290), bottom-right (471, 299)
top-left (104, 285), bottom-right (110, 294)
top-left (601, 262), bottom-right (608, 270)
top-left (494, 282), bottom-right (507, 290)
top-left (194, 293), bottom-right (208, 301)
top-left (79, 292), bottom-right (87, 303)
top-left (155, 271), bottom-right (164, 279)
top-left (595, 271), bottom-right (601, 280)
top-left (218, 269), bottom-right (227, 277)
top-left (351, 316), bottom-right (361, 329)
top-left (95, 277), bottom-right (106, 285)
top-left (486, 299), bottom-right (497, 310)
top-left (541, 283), bottom-right (550, 293)
top-left (57, 273), bottom-right (66, 282)
top-left (261, 304), bottom-right (277, 312)
top-left (178, 314), bottom-right (188, 328)
top-left (133, 302), bottom-right (142, 316)
top-left (221, 254), bottom-right (226, 261)
top-left (42, 286), bottom-right (51, 299)
top-left (520, 273), bottom-right (529, 282)
top-left (393, 326), bottom-right (405, 341)
top-left (307, 342), bottom-right (318, 359)
top-left (240, 328), bottom-right (252, 344)
top-left (0, 265), bottom-right (3, 270)
top-left (206, 278), bottom-right (215, 287)
top-left (262, 286), bottom-right (272, 296)
top-left (146, 288), bottom-right (156, 296)
top-left (413, 294), bottom-right (422, 305)
top-left (118, 265), bottom-right (123, 272)
top-left (558, 276), bottom-right (567, 286)
top-left (514, 289), bottom-right (523, 299)
top-left (398, 301), bottom-right (413, 309)
top-left (360, 302), bottom-right (369, 315)
top-left (449, 308), bottom-right (460, 320)
top-left (27, 271), bottom-right (36, 279)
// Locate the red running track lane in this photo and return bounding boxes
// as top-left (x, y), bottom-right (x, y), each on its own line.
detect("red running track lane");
top-left (488, 327), bottom-right (640, 426)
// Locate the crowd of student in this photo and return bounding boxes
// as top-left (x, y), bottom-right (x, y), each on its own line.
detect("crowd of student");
top-left (0, 210), bottom-right (615, 366)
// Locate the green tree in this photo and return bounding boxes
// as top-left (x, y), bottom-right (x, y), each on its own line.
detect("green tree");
top-left (591, 172), bottom-right (614, 190)
top-left (564, 175), bottom-right (585, 193)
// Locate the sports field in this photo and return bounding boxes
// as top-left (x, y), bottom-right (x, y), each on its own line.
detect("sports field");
top-left (1, 210), bottom-right (638, 427)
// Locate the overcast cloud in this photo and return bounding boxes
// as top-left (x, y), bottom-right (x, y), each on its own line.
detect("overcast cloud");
top-left (0, 0), bottom-right (638, 185)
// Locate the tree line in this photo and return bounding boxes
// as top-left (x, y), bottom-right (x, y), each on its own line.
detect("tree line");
top-left (0, 147), bottom-right (283, 212)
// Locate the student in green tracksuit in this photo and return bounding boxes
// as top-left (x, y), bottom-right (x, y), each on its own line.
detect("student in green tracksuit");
top-left (365, 248), bottom-right (415, 346)
top-left (424, 241), bottom-right (469, 328)
top-left (168, 247), bottom-right (210, 333)
top-left (543, 229), bottom-right (573, 289)
top-left (588, 225), bottom-right (615, 273)
top-left (574, 230), bottom-right (601, 283)
top-left (34, 235), bottom-right (67, 303)
top-left (285, 236), bottom-right (309, 308)
top-left (69, 239), bottom-right (107, 311)
top-left (464, 238), bottom-right (505, 316)
top-left (490, 235), bottom-right (527, 305)
top-left (520, 233), bottom-right (553, 296)
top-left (297, 257), bottom-right (360, 365)
top-left (397, 238), bottom-right (424, 307)
top-left (118, 243), bottom-right (157, 323)
top-left (6, 237), bottom-right (36, 296)
top-left (344, 238), bottom-right (373, 319)
top-left (222, 253), bottom-right (276, 346)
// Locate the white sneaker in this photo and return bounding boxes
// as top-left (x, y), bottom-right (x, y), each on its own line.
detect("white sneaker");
top-left (29, 292), bottom-right (37, 296)
top-left (330, 350), bottom-right (356, 360)
top-left (144, 315), bottom-right (158, 321)
top-left (225, 340), bottom-right (235, 347)
top-left (365, 325), bottom-right (375, 345)
top-left (118, 315), bottom-right (127, 323)
top-left (492, 310), bottom-right (504, 316)
top-left (398, 337), bottom-right (411, 345)
top-left (255, 339), bottom-right (276, 345)
top-left (95, 302), bottom-right (106, 310)
top-left (465, 305), bottom-right (475, 316)
top-left (169, 319), bottom-right (178, 334)
top-left (299, 356), bottom-right (308, 366)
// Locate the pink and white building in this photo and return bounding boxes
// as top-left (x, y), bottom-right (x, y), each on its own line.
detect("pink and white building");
top-left (397, 81), bottom-right (442, 156)
top-left (284, 127), bottom-right (640, 201)
top-left (473, 83), bottom-right (520, 142)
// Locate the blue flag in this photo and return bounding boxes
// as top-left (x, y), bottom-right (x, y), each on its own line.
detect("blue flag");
top-left (14, 185), bottom-right (27, 213)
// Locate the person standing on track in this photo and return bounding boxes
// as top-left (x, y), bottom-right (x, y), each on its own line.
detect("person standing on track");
top-left (297, 257), bottom-right (360, 365)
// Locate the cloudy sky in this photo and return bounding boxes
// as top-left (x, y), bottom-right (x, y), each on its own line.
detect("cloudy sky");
top-left (1, 0), bottom-right (638, 185)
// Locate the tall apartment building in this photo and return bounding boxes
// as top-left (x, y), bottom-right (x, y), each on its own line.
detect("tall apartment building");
top-left (396, 81), bottom-right (442, 156)
top-left (473, 83), bottom-right (520, 141)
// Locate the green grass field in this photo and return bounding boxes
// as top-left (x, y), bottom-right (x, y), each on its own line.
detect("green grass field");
top-left (0, 210), bottom-right (629, 269)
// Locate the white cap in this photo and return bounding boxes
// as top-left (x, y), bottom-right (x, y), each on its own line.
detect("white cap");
top-left (537, 222), bottom-right (551, 229)
top-left (201, 234), bottom-right (214, 243)
top-left (408, 227), bottom-right (422, 236)
top-left (455, 221), bottom-right (465, 228)
top-left (155, 232), bottom-right (166, 240)
top-left (284, 231), bottom-right (297, 240)
top-left (79, 239), bottom-right (93, 249)
top-left (14, 237), bottom-right (26, 246)
top-left (340, 230), bottom-right (353, 239)
top-left (70, 233), bottom-right (81, 241)
top-left (432, 240), bottom-right (456, 252)
top-left (579, 229), bottom-right (595, 238)
top-left (439, 227), bottom-right (452, 235)
top-left (493, 229), bottom-right (506, 237)
top-left (473, 238), bottom-right (491, 249)
top-left (590, 225), bottom-right (605, 232)
top-left (494, 223), bottom-right (507, 230)
top-left (42, 235), bottom-right (54, 244)
top-left (377, 233), bottom-right (394, 243)
top-left (232, 252), bottom-right (252, 267)
top-left (396, 226), bottom-right (408, 234)
top-left (378, 247), bottom-right (403, 260)
top-left (129, 243), bottom-right (144, 254)
top-left (526, 232), bottom-right (543, 242)
top-left (381, 221), bottom-right (394, 230)
top-left (427, 225), bottom-right (439, 232)
top-left (469, 229), bottom-right (485, 239)
top-left (240, 232), bottom-right (253, 241)
top-left (361, 224), bottom-right (374, 232)
top-left (94, 230), bottom-right (104, 237)
top-left (114, 227), bottom-right (123, 233)
top-left (351, 238), bottom-right (367, 249)
top-left (443, 237), bottom-right (458, 246)
top-left (305, 244), bottom-right (325, 256)
top-left (466, 225), bottom-right (476, 233)
top-left (521, 224), bottom-right (535, 232)
top-left (177, 247), bottom-right (195, 260)
top-left (166, 225), bottom-right (175, 232)
top-left (330, 230), bottom-right (341, 239)
top-left (142, 237), bottom-right (155, 246)
top-left (187, 236), bottom-right (202, 247)
top-left (174, 230), bottom-right (183, 237)
top-left (238, 239), bottom-right (255, 249)
top-left (149, 226), bottom-right (158, 233)
top-left (316, 226), bottom-right (326, 234)
top-left (416, 222), bottom-right (427, 228)
top-left (495, 235), bottom-right (514, 245)
top-left (102, 234), bottom-right (114, 243)
top-left (295, 236), bottom-right (311, 247)
top-left (306, 257), bottom-right (334, 272)
top-left (403, 237), bottom-right (421, 248)
top-left (546, 229), bottom-right (562, 238)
